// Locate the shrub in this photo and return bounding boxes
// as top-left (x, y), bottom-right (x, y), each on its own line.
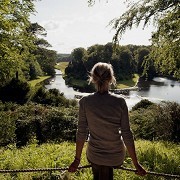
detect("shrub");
top-left (153, 102), bottom-right (180, 142)
top-left (130, 108), bottom-right (156, 140)
top-left (0, 78), bottom-right (31, 104)
top-left (32, 86), bottom-right (77, 107)
top-left (0, 111), bottom-right (17, 146)
top-left (41, 108), bottom-right (77, 142)
top-left (0, 102), bottom-right (78, 147)
top-left (131, 99), bottom-right (154, 111)
top-left (130, 101), bottom-right (180, 142)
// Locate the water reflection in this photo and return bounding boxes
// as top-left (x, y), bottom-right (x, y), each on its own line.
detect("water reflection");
top-left (45, 69), bottom-right (180, 109)
top-left (130, 77), bottom-right (180, 104)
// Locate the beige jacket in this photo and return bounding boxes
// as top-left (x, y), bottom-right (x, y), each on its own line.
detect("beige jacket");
top-left (76, 91), bottom-right (134, 166)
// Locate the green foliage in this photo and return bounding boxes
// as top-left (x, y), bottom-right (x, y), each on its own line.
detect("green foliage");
top-left (134, 47), bottom-right (157, 79)
top-left (0, 0), bottom-right (36, 84)
top-left (65, 48), bottom-right (88, 80)
top-left (132, 99), bottom-right (154, 111)
top-left (0, 78), bottom-right (31, 104)
top-left (153, 102), bottom-right (180, 142)
top-left (0, 102), bottom-right (78, 147)
top-left (0, 2), bottom-right (58, 85)
top-left (35, 48), bottom-right (57, 76)
top-left (130, 101), bottom-right (180, 142)
top-left (32, 86), bottom-right (77, 107)
top-left (65, 43), bottom-right (141, 86)
top-left (0, 111), bottom-right (17, 146)
top-left (107, 0), bottom-right (179, 79)
top-left (56, 53), bottom-right (71, 63)
top-left (0, 140), bottom-right (179, 179)
top-left (151, 9), bottom-right (180, 79)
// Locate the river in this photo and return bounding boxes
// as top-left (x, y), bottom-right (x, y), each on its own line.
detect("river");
top-left (45, 69), bottom-right (180, 110)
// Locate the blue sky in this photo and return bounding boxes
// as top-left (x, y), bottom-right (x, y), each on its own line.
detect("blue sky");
top-left (30, 0), bottom-right (155, 53)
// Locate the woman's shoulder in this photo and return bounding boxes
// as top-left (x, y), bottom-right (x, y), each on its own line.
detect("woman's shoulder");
top-left (109, 92), bottom-right (125, 101)
top-left (79, 93), bottom-right (95, 103)
top-left (108, 93), bottom-right (127, 106)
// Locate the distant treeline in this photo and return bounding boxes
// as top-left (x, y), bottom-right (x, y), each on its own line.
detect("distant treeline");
top-left (57, 54), bottom-right (71, 62)
top-left (65, 43), bottom-right (157, 82)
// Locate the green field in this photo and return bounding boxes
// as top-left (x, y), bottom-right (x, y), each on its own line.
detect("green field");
top-left (55, 62), bottom-right (69, 75)
top-left (0, 140), bottom-right (179, 180)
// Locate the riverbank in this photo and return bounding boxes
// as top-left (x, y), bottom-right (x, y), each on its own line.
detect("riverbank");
top-left (28, 76), bottom-right (51, 87)
top-left (55, 62), bottom-right (69, 75)
top-left (55, 62), bottom-right (139, 90)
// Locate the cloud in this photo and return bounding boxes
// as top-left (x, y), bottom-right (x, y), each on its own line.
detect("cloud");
top-left (43, 20), bottom-right (59, 31)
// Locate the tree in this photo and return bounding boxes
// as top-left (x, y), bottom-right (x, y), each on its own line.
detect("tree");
top-left (65, 48), bottom-right (87, 79)
top-left (151, 10), bottom-right (180, 78)
top-left (36, 48), bottom-right (57, 76)
top-left (27, 22), bottom-right (57, 77)
top-left (112, 46), bottom-right (135, 80)
top-left (65, 43), bottom-right (137, 81)
top-left (88, 0), bottom-right (179, 79)
top-left (0, 1), bottom-right (57, 85)
top-left (0, 0), bottom-right (37, 85)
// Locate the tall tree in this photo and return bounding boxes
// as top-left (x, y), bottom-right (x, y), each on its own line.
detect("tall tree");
top-left (0, 0), bottom-right (37, 85)
top-left (66, 48), bottom-right (87, 79)
top-left (88, 0), bottom-right (179, 79)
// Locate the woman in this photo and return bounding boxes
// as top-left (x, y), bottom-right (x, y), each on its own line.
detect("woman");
top-left (68, 62), bottom-right (146, 179)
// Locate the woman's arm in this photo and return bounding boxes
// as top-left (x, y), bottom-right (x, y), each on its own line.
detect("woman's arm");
top-left (68, 140), bottom-right (85, 172)
top-left (68, 97), bottom-right (88, 172)
top-left (125, 143), bottom-right (146, 176)
top-left (121, 99), bottom-right (146, 176)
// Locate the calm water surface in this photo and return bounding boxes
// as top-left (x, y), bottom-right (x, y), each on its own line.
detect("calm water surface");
top-left (45, 70), bottom-right (180, 109)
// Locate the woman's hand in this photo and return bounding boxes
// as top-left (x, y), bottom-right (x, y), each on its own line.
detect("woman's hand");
top-left (134, 163), bottom-right (147, 176)
top-left (68, 157), bottom-right (80, 173)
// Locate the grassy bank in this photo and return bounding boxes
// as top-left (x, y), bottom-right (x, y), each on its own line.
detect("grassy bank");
top-left (0, 140), bottom-right (179, 180)
top-left (68, 74), bottom-right (139, 90)
top-left (28, 76), bottom-right (51, 87)
top-left (116, 74), bottom-right (139, 89)
top-left (55, 62), bottom-right (139, 89)
top-left (55, 62), bottom-right (69, 75)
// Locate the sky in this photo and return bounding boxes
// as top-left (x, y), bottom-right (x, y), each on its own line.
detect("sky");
top-left (30, 0), bottom-right (155, 54)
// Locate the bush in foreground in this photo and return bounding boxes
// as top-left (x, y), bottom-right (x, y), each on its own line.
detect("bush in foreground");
top-left (0, 102), bottom-right (78, 147)
top-left (130, 101), bottom-right (180, 142)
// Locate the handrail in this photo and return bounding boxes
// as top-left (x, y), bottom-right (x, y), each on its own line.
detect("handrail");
top-left (0, 165), bottom-right (180, 179)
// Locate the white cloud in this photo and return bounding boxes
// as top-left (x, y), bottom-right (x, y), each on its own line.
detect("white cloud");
top-left (43, 20), bottom-right (59, 31)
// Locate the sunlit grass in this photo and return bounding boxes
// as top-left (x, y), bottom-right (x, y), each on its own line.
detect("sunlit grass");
top-left (0, 140), bottom-right (179, 180)
top-left (28, 76), bottom-right (51, 87)
top-left (55, 62), bottom-right (69, 74)
top-left (65, 74), bottom-right (139, 89)
top-left (116, 74), bottom-right (139, 89)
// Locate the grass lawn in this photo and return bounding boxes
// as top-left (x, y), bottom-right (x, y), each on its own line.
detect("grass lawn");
top-left (116, 74), bottom-right (139, 89)
top-left (55, 62), bottom-right (69, 74)
top-left (28, 76), bottom-right (51, 87)
top-left (66, 74), bottom-right (139, 89)
top-left (0, 140), bottom-right (179, 180)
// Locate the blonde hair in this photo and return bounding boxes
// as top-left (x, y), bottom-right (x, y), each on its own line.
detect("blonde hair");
top-left (89, 62), bottom-right (116, 92)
